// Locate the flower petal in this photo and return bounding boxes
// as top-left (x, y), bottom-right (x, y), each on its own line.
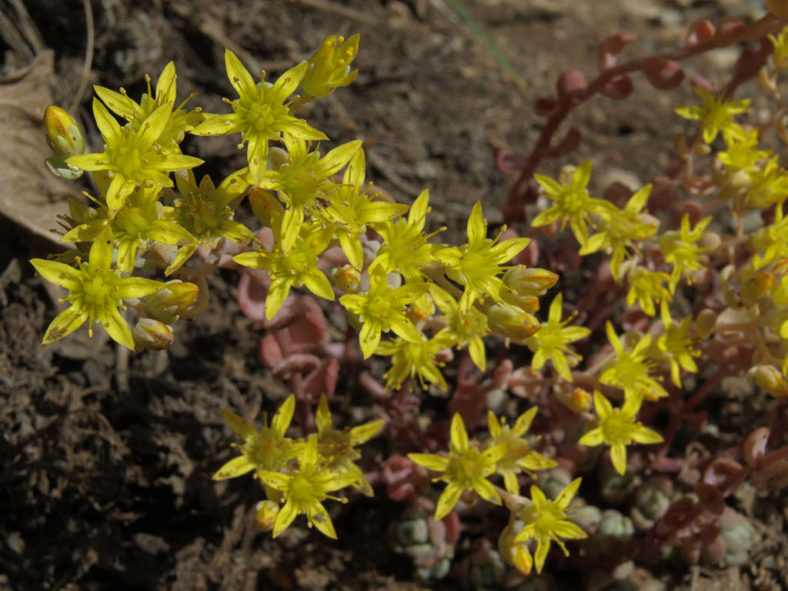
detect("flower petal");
top-left (31, 258), bottom-right (81, 290)
top-left (225, 49), bottom-right (257, 98)
top-left (434, 482), bottom-right (462, 521)
top-left (43, 306), bottom-right (87, 344)
top-left (212, 455), bottom-right (255, 480)
top-left (103, 307), bottom-right (135, 349)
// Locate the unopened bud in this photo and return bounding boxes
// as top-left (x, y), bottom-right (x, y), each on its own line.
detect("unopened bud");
top-left (254, 500), bottom-right (280, 532)
top-left (767, 0), bottom-right (788, 19)
top-left (747, 364), bottom-right (788, 398)
top-left (301, 34), bottom-right (360, 99)
top-left (555, 386), bottom-right (592, 413)
top-left (44, 105), bottom-right (85, 180)
top-left (44, 105), bottom-right (85, 158)
top-left (408, 293), bottom-right (435, 324)
top-left (695, 309), bottom-right (717, 339)
top-left (140, 280), bottom-right (200, 323)
top-left (502, 291), bottom-right (540, 313)
top-left (503, 265), bottom-right (559, 297)
top-left (133, 318), bottom-right (175, 350)
top-left (498, 523), bottom-right (533, 576)
top-left (248, 187), bottom-right (284, 229)
top-left (332, 264), bottom-right (361, 293)
top-left (487, 303), bottom-right (540, 343)
top-left (770, 275), bottom-right (788, 306)
top-left (741, 270), bottom-right (775, 305)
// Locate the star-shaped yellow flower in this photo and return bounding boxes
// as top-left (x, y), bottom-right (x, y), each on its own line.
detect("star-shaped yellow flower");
top-left (578, 391), bottom-right (663, 475)
top-left (409, 413), bottom-right (505, 520)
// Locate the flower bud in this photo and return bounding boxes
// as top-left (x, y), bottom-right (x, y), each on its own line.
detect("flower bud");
top-left (487, 303), bottom-right (540, 343)
top-left (133, 318), bottom-right (175, 351)
top-left (44, 104), bottom-right (85, 180)
top-left (332, 264), bottom-right (361, 293)
top-left (767, 0), bottom-right (788, 19)
top-left (301, 34), bottom-right (360, 99)
top-left (747, 364), bottom-right (788, 398)
top-left (139, 280), bottom-right (200, 323)
top-left (741, 270), bottom-right (775, 305)
top-left (407, 293), bottom-right (435, 324)
top-left (555, 386), bottom-right (592, 413)
top-left (254, 500), bottom-right (279, 532)
top-left (503, 266), bottom-right (559, 297)
top-left (498, 522), bottom-right (533, 576)
top-left (44, 105), bottom-right (85, 158)
top-left (695, 309), bottom-right (717, 339)
top-left (770, 275), bottom-right (788, 307)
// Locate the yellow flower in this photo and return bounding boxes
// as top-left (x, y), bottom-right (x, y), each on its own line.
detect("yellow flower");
top-left (191, 49), bottom-right (327, 184)
top-left (322, 148), bottom-right (408, 269)
top-left (301, 34), bottom-right (360, 99)
top-left (213, 394), bottom-right (297, 480)
top-left (259, 435), bottom-right (358, 539)
top-left (233, 220), bottom-right (335, 320)
top-left (487, 409), bottom-right (557, 494)
top-left (93, 61), bottom-right (203, 151)
top-left (376, 334), bottom-right (451, 391)
top-left (744, 156), bottom-right (788, 209)
top-left (430, 285), bottom-right (489, 371)
top-left (340, 270), bottom-right (427, 358)
top-left (441, 201), bottom-right (530, 312)
top-left (599, 322), bottom-right (668, 400)
top-left (513, 478), bottom-right (587, 574)
top-left (578, 391), bottom-right (663, 475)
top-left (579, 184), bottom-right (659, 278)
top-left (67, 98), bottom-right (203, 211)
top-left (525, 293), bottom-right (590, 381)
top-left (625, 265), bottom-right (672, 325)
top-left (659, 214), bottom-right (712, 289)
top-left (369, 189), bottom-right (448, 280)
top-left (170, 169), bottom-right (255, 274)
top-left (409, 413), bottom-right (505, 520)
top-left (655, 317), bottom-right (699, 387)
top-left (31, 227), bottom-right (163, 349)
top-left (62, 186), bottom-right (194, 273)
top-left (674, 87), bottom-right (750, 144)
top-left (315, 394), bottom-right (384, 496)
top-left (769, 28), bottom-right (788, 70)
top-left (532, 160), bottom-right (615, 247)
top-left (256, 138), bottom-right (361, 252)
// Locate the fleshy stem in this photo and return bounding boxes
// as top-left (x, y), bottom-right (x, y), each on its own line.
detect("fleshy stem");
top-left (501, 13), bottom-right (786, 224)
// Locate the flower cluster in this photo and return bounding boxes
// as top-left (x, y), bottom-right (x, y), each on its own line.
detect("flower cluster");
top-left (31, 15), bottom-right (788, 584)
top-left (214, 394), bottom-right (382, 538)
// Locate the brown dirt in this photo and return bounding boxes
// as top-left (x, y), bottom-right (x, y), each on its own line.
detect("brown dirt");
top-left (1, 0), bottom-right (786, 590)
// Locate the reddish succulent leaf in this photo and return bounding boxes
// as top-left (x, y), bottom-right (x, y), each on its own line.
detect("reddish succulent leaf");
top-left (643, 58), bottom-right (684, 90)
top-left (686, 20), bottom-right (715, 46)
top-left (237, 271), bottom-right (269, 324)
top-left (534, 97), bottom-right (559, 117)
top-left (302, 358), bottom-right (339, 400)
top-left (599, 75), bottom-right (634, 100)
top-left (259, 334), bottom-right (283, 368)
top-left (597, 33), bottom-right (637, 71)
top-left (556, 70), bottom-right (587, 104)
top-left (271, 352), bottom-right (322, 378)
top-left (743, 427), bottom-right (770, 467)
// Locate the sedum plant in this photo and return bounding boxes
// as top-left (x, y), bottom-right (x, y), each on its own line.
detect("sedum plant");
top-left (31, 7), bottom-right (788, 587)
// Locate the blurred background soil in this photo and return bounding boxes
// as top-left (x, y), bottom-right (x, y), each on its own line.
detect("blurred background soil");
top-left (0, 0), bottom-right (784, 589)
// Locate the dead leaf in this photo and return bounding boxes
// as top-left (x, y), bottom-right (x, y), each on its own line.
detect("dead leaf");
top-left (0, 50), bottom-right (80, 243)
